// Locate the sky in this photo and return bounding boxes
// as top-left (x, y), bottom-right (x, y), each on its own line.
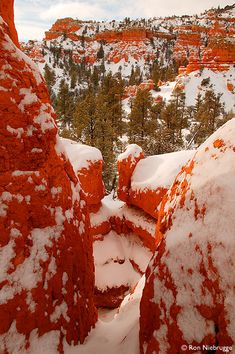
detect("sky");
top-left (15, 0), bottom-right (235, 41)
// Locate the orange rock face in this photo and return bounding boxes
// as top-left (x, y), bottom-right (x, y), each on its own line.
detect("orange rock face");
top-left (124, 80), bottom-right (154, 99)
top-left (0, 3), bottom-right (97, 351)
top-left (78, 160), bottom-right (105, 207)
top-left (181, 21), bottom-right (235, 74)
top-left (227, 80), bottom-right (234, 92)
top-left (94, 286), bottom-right (130, 308)
top-left (128, 187), bottom-right (167, 219)
top-left (139, 119), bottom-right (235, 353)
top-left (173, 25), bottom-right (205, 64)
top-left (45, 18), bottom-right (81, 41)
top-left (61, 138), bottom-right (105, 210)
top-left (95, 28), bottom-right (175, 43)
top-left (198, 22), bottom-right (235, 72)
top-left (117, 145), bottom-right (144, 202)
top-left (21, 42), bottom-right (45, 63)
top-left (0, 0), bottom-right (19, 47)
top-left (95, 28), bottom-right (146, 42)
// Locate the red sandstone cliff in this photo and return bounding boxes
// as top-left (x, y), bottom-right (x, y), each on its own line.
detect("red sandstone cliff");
top-left (177, 20), bottom-right (235, 74)
top-left (173, 25), bottom-right (206, 64)
top-left (45, 18), bottom-right (82, 41)
top-left (0, 2), bottom-right (97, 351)
top-left (139, 120), bottom-right (235, 353)
top-left (0, 0), bottom-right (19, 47)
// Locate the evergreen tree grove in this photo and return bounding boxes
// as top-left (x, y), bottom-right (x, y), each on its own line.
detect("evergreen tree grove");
top-left (128, 89), bottom-right (157, 152)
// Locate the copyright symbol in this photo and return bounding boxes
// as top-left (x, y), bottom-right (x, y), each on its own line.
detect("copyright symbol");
top-left (181, 345), bottom-right (187, 351)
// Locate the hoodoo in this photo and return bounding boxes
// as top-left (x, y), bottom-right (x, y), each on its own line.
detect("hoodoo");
top-left (139, 119), bottom-right (235, 353)
top-left (0, 1), bottom-right (97, 352)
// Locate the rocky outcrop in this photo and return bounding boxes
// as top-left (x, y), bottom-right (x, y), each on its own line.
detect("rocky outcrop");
top-left (45, 18), bottom-right (81, 41)
top-left (173, 25), bottom-right (206, 64)
top-left (118, 146), bottom-right (194, 220)
top-left (61, 138), bottom-right (105, 212)
top-left (178, 21), bottom-right (235, 74)
top-left (0, 2), bottom-right (97, 351)
top-left (139, 119), bottom-right (235, 353)
top-left (0, 0), bottom-right (19, 47)
top-left (21, 41), bottom-right (45, 63)
top-left (117, 145), bottom-right (144, 202)
top-left (91, 200), bottom-right (153, 308)
top-left (200, 22), bottom-right (235, 72)
top-left (96, 146), bottom-right (194, 308)
top-left (42, 21), bottom-right (174, 65)
top-left (227, 79), bottom-right (234, 92)
top-left (124, 80), bottom-right (154, 99)
top-left (93, 228), bottom-right (152, 308)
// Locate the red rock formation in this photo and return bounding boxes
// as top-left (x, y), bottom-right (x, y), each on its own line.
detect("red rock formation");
top-left (93, 225), bottom-right (152, 308)
top-left (139, 119), bottom-right (235, 353)
top-left (111, 206), bottom-right (157, 252)
top-left (95, 28), bottom-right (147, 42)
top-left (61, 138), bottom-right (105, 211)
top-left (148, 31), bottom-right (175, 40)
top-left (118, 148), bottom-right (194, 221)
top-left (45, 18), bottom-right (81, 41)
top-left (94, 285), bottom-right (130, 308)
top-left (154, 95), bottom-right (163, 104)
top-left (0, 0), bottom-right (19, 47)
top-left (124, 80), bottom-right (154, 99)
top-left (139, 80), bottom-right (154, 91)
top-left (173, 25), bottom-right (205, 64)
top-left (95, 28), bottom-right (175, 43)
top-left (200, 22), bottom-right (235, 72)
top-left (184, 21), bottom-right (235, 74)
top-left (78, 159), bottom-right (105, 208)
top-left (128, 188), bottom-right (166, 219)
top-left (122, 28), bottom-right (147, 41)
top-left (227, 80), bottom-right (234, 92)
top-left (117, 145), bottom-right (144, 202)
top-left (21, 42), bottom-right (45, 63)
top-left (0, 2), bottom-right (97, 351)
top-left (95, 30), bottom-right (123, 42)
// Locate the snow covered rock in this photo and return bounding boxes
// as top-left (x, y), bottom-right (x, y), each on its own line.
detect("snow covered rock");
top-left (139, 119), bottom-right (235, 353)
top-left (173, 24), bottom-right (206, 64)
top-left (0, 2), bottom-right (97, 351)
top-left (129, 150), bottom-right (195, 219)
top-left (45, 18), bottom-right (81, 41)
top-left (93, 231), bottom-right (151, 308)
top-left (90, 195), bottom-right (157, 251)
top-left (117, 147), bottom-right (195, 252)
top-left (89, 196), bottom-right (153, 307)
top-left (117, 144), bottom-right (144, 202)
top-left (61, 138), bottom-right (105, 211)
top-left (0, 0), bottom-right (19, 48)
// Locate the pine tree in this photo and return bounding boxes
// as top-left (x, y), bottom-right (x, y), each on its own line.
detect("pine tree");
top-left (193, 90), bottom-right (224, 145)
top-left (160, 88), bottom-right (188, 151)
top-left (93, 92), bottom-right (115, 189)
top-left (100, 73), bottom-right (124, 140)
top-left (150, 62), bottom-right (161, 90)
top-left (73, 89), bottom-right (115, 191)
top-left (56, 79), bottom-right (75, 129)
top-left (97, 43), bottom-right (104, 59)
top-left (73, 92), bottom-right (96, 145)
top-left (128, 89), bottom-right (157, 152)
top-left (44, 64), bottom-right (56, 95)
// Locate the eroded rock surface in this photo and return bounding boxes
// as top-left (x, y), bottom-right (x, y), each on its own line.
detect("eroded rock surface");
top-left (0, 3), bottom-right (97, 352)
top-left (139, 119), bottom-right (235, 353)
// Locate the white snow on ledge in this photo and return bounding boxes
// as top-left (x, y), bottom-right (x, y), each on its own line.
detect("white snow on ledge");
top-left (90, 195), bottom-right (156, 237)
top-left (94, 230), bottom-right (151, 290)
top-left (117, 144), bottom-right (143, 163)
top-left (131, 149), bottom-right (195, 191)
top-left (61, 137), bottom-right (103, 172)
